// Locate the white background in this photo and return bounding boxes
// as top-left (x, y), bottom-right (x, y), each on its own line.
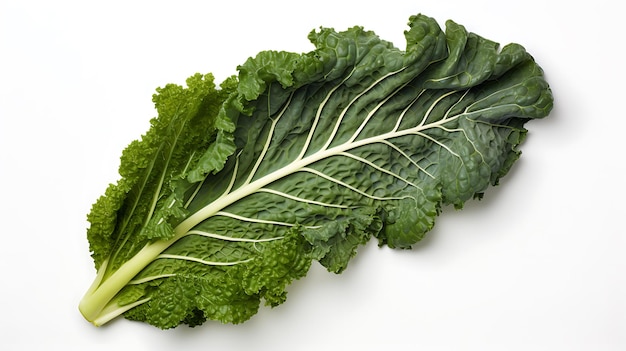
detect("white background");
top-left (1, 0), bottom-right (624, 349)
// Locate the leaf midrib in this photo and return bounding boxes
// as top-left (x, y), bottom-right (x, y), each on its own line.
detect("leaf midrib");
top-left (173, 107), bottom-right (465, 241)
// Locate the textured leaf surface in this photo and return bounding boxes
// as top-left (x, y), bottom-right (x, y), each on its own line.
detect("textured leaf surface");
top-left (79, 14), bottom-right (553, 329)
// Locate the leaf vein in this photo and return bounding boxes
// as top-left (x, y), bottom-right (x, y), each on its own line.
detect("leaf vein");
top-left (157, 254), bottom-right (253, 266)
top-left (257, 188), bottom-right (349, 209)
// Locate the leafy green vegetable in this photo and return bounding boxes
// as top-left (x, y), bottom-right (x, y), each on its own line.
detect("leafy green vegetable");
top-left (79, 14), bottom-right (553, 329)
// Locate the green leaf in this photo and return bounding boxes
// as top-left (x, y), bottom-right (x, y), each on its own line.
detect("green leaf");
top-left (85, 73), bottom-right (236, 270)
top-left (79, 13), bottom-right (553, 329)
